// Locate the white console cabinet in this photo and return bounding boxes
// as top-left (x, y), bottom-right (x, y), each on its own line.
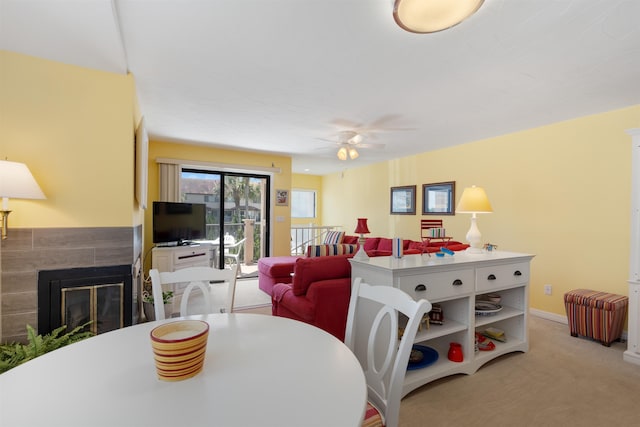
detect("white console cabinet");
top-left (350, 251), bottom-right (534, 397)
top-left (151, 244), bottom-right (214, 272)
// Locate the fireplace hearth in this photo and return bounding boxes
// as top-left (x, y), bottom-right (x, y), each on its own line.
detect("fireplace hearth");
top-left (38, 265), bottom-right (133, 335)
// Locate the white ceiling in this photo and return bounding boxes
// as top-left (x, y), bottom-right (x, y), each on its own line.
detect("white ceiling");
top-left (2, 0), bottom-right (639, 175)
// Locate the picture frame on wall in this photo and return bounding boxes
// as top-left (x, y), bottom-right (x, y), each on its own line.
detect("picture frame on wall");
top-left (422, 181), bottom-right (455, 215)
top-left (390, 185), bottom-right (416, 215)
top-left (276, 189), bottom-right (289, 206)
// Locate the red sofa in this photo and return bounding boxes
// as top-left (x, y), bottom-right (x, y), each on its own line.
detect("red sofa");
top-left (271, 255), bottom-right (352, 341)
top-left (258, 236), bottom-right (469, 295)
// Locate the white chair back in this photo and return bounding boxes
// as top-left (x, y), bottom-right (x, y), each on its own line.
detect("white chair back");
top-left (345, 277), bottom-right (432, 427)
top-left (149, 265), bottom-right (238, 320)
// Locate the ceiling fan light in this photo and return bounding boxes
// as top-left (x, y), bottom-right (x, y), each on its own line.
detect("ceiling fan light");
top-left (393, 0), bottom-right (484, 33)
top-left (337, 147), bottom-right (348, 161)
top-left (348, 147), bottom-right (359, 160)
top-left (349, 133), bottom-right (363, 145)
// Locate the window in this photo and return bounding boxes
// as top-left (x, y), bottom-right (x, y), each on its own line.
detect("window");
top-left (291, 190), bottom-right (316, 218)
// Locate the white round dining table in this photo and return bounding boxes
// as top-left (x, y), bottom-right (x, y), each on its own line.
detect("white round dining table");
top-left (0, 313), bottom-right (367, 427)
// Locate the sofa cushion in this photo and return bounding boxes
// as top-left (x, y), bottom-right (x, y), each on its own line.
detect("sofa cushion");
top-left (306, 244), bottom-right (357, 257)
top-left (342, 235), bottom-right (359, 244)
top-left (377, 238), bottom-right (393, 252)
top-left (292, 256), bottom-right (352, 296)
top-left (323, 230), bottom-right (344, 244)
top-left (363, 237), bottom-right (380, 251)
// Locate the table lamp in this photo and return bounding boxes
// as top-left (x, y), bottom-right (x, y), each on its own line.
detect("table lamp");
top-left (456, 185), bottom-right (492, 253)
top-left (353, 218), bottom-right (370, 260)
top-left (0, 160), bottom-right (46, 239)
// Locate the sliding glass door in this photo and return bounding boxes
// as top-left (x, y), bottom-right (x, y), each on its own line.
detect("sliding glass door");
top-left (180, 169), bottom-right (270, 276)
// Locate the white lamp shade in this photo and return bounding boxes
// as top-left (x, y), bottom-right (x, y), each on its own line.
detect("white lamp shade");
top-left (337, 147), bottom-right (348, 161)
top-left (394, 0), bottom-right (484, 33)
top-left (0, 160), bottom-right (46, 200)
top-left (456, 185), bottom-right (492, 213)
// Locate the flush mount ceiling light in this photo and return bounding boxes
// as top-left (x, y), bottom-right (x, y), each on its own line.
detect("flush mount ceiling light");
top-left (393, 0), bottom-right (484, 33)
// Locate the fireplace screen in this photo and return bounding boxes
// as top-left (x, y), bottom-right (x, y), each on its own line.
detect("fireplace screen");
top-left (61, 283), bottom-right (124, 334)
top-left (38, 265), bottom-right (133, 336)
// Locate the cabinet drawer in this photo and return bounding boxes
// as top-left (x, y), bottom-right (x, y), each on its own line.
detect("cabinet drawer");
top-left (476, 262), bottom-right (529, 292)
top-left (397, 269), bottom-right (474, 301)
top-left (173, 248), bottom-right (211, 267)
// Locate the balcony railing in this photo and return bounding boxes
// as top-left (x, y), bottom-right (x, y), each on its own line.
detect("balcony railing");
top-left (290, 225), bottom-right (341, 255)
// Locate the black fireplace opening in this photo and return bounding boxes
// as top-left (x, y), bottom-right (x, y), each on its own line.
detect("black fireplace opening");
top-left (38, 265), bottom-right (133, 336)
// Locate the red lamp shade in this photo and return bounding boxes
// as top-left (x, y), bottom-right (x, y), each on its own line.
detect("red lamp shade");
top-left (354, 218), bottom-right (370, 234)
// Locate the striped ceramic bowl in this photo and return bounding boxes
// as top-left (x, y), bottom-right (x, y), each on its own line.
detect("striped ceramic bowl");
top-left (150, 320), bottom-right (210, 381)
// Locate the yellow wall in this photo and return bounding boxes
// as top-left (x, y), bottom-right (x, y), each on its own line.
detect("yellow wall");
top-left (291, 173), bottom-right (323, 226)
top-left (1, 51), bottom-right (137, 227)
top-left (323, 105), bottom-right (640, 316)
top-left (146, 141), bottom-right (292, 256)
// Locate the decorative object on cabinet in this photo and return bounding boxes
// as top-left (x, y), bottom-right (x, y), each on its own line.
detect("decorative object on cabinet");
top-left (408, 345), bottom-right (438, 370)
top-left (420, 219), bottom-right (452, 246)
top-left (345, 278), bottom-right (432, 427)
top-left (422, 181), bottom-right (455, 215)
top-left (428, 303), bottom-right (444, 324)
top-left (390, 185), bottom-right (416, 214)
top-left (456, 185), bottom-right (493, 253)
top-left (447, 342), bottom-right (464, 362)
top-left (475, 301), bottom-right (503, 316)
top-left (393, 0), bottom-right (485, 34)
top-left (353, 217), bottom-right (371, 260)
top-left (482, 327), bottom-right (507, 342)
top-left (0, 160), bottom-right (46, 239)
top-left (484, 243), bottom-right (498, 252)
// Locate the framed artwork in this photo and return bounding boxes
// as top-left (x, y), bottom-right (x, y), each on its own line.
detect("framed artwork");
top-left (276, 189), bottom-right (289, 206)
top-left (390, 185), bottom-right (416, 215)
top-left (422, 181), bottom-right (455, 215)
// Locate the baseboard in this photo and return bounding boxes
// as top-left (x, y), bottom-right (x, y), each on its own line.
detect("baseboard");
top-left (529, 308), bottom-right (567, 324)
top-left (529, 308), bottom-right (628, 341)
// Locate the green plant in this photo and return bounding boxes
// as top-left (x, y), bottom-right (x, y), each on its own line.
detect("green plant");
top-left (0, 323), bottom-right (94, 374)
top-left (143, 290), bottom-right (174, 305)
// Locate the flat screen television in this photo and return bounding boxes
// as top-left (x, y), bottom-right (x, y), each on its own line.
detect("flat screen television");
top-left (152, 201), bottom-right (206, 245)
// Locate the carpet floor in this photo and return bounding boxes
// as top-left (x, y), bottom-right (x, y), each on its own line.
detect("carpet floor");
top-left (232, 308), bottom-right (640, 426)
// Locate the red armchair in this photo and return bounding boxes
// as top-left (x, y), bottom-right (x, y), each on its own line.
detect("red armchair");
top-left (271, 255), bottom-right (352, 341)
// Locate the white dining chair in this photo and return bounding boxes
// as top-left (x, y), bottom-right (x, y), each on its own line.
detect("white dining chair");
top-left (345, 277), bottom-right (432, 427)
top-left (149, 265), bottom-right (238, 321)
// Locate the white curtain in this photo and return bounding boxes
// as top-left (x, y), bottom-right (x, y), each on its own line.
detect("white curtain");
top-left (158, 162), bottom-right (180, 202)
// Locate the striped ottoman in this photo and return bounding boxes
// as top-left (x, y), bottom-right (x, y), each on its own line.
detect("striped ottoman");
top-left (564, 289), bottom-right (628, 346)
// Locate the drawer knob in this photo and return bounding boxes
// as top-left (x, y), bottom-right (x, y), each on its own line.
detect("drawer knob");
top-left (415, 284), bottom-right (427, 292)
top-left (514, 270), bottom-right (522, 276)
top-left (487, 274), bottom-right (497, 280)
top-left (452, 279), bottom-right (463, 286)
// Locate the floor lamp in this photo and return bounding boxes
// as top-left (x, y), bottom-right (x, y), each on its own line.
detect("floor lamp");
top-left (456, 185), bottom-right (492, 254)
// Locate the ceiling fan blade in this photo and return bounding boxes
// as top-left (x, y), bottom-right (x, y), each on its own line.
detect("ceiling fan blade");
top-left (358, 142), bottom-right (385, 149)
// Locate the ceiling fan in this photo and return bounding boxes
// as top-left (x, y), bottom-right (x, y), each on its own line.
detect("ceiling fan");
top-left (319, 130), bottom-right (385, 161)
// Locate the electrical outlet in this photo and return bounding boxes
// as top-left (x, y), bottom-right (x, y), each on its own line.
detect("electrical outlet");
top-left (544, 284), bottom-right (552, 295)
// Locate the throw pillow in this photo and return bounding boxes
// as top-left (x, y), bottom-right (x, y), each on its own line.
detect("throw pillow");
top-left (323, 231), bottom-right (345, 244)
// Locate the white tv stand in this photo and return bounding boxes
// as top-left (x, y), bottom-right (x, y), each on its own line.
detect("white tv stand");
top-left (151, 243), bottom-right (214, 273)
top-left (350, 250), bottom-right (534, 397)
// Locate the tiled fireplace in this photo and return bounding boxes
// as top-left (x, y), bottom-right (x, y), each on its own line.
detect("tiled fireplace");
top-left (0, 226), bottom-right (142, 343)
